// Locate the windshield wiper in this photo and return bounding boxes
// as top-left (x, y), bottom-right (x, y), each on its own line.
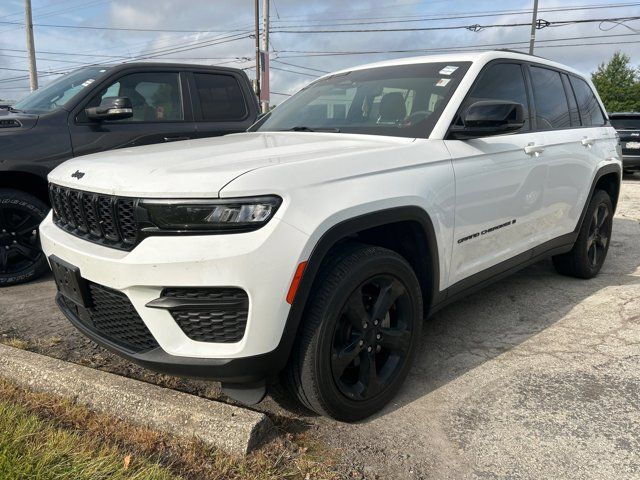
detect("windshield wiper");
top-left (285, 126), bottom-right (341, 133)
top-left (7, 106), bottom-right (24, 113)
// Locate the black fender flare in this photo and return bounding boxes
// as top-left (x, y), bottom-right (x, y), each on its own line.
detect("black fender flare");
top-left (269, 205), bottom-right (441, 374)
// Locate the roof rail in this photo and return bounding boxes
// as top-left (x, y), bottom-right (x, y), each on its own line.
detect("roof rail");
top-left (494, 48), bottom-right (546, 59)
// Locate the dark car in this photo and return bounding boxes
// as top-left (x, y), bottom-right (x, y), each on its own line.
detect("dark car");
top-left (609, 112), bottom-right (640, 174)
top-left (0, 63), bottom-right (259, 286)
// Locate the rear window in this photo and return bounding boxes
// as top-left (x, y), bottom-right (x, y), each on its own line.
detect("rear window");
top-left (610, 117), bottom-right (640, 130)
top-left (569, 76), bottom-right (606, 127)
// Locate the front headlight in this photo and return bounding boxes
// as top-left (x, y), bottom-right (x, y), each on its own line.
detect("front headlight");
top-left (139, 196), bottom-right (281, 233)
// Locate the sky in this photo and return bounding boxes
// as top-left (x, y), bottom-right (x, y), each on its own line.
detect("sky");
top-left (0, 0), bottom-right (639, 101)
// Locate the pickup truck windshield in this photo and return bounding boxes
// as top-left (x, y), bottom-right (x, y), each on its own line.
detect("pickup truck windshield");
top-left (13, 66), bottom-right (110, 114)
top-left (252, 61), bottom-right (470, 139)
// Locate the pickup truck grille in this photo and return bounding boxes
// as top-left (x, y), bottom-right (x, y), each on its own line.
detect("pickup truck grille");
top-left (49, 184), bottom-right (138, 251)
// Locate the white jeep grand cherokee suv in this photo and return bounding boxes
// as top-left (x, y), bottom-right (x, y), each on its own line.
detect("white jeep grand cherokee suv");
top-left (40, 51), bottom-right (621, 421)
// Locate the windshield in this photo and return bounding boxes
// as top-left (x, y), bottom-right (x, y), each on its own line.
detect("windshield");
top-left (610, 117), bottom-right (640, 130)
top-left (251, 61), bottom-right (471, 139)
top-left (14, 66), bottom-right (110, 113)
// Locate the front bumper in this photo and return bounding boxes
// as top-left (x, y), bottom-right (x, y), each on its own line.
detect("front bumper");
top-left (40, 211), bottom-right (309, 382)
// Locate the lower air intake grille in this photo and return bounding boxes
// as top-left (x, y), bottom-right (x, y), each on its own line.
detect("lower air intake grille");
top-left (62, 282), bottom-right (158, 353)
top-left (162, 288), bottom-right (249, 343)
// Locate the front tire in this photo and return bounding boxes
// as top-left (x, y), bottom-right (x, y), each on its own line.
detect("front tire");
top-left (552, 189), bottom-right (613, 279)
top-left (283, 244), bottom-right (423, 421)
top-left (0, 189), bottom-right (49, 287)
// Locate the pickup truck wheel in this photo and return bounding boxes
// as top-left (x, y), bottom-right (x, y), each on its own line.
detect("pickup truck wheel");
top-left (552, 189), bottom-right (613, 279)
top-left (0, 189), bottom-right (49, 287)
top-left (284, 244), bottom-right (423, 421)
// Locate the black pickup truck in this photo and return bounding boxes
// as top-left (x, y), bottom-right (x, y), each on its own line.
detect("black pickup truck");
top-left (0, 63), bottom-right (259, 286)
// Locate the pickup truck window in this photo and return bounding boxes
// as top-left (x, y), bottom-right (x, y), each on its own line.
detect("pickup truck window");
top-left (252, 62), bottom-right (471, 139)
top-left (13, 66), bottom-right (109, 113)
top-left (92, 72), bottom-right (184, 122)
top-left (194, 73), bottom-right (247, 121)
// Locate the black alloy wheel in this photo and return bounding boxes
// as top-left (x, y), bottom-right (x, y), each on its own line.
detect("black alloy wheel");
top-left (0, 189), bottom-right (49, 286)
top-left (283, 244), bottom-right (423, 421)
top-left (331, 275), bottom-right (413, 401)
top-left (552, 189), bottom-right (613, 279)
top-left (586, 202), bottom-right (611, 269)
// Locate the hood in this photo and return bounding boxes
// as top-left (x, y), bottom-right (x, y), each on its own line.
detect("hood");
top-left (48, 132), bottom-right (413, 198)
top-left (0, 110), bottom-right (38, 131)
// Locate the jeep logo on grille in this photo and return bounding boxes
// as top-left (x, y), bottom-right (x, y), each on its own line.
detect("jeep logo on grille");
top-left (71, 170), bottom-right (85, 179)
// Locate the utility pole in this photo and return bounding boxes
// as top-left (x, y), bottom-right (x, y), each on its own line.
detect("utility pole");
top-left (260, 0), bottom-right (270, 113)
top-left (528, 0), bottom-right (539, 55)
top-left (254, 0), bottom-right (260, 100)
top-left (24, 0), bottom-right (38, 91)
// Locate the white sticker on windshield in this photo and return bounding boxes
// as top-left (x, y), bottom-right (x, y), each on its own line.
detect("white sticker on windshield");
top-left (435, 78), bottom-right (451, 87)
top-left (439, 66), bottom-right (458, 75)
top-left (81, 79), bottom-right (95, 87)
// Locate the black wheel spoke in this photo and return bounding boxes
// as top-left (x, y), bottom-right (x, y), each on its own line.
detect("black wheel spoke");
top-left (370, 279), bottom-right (404, 322)
top-left (13, 242), bottom-right (40, 261)
top-left (344, 290), bottom-right (370, 327)
top-left (379, 327), bottom-right (411, 353)
top-left (597, 234), bottom-right (609, 249)
top-left (0, 247), bottom-right (7, 271)
top-left (0, 208), bottom-right (10, 229)
top-left (597, 205), bottom-right (609, 228)
top-left (359, 353), bottom-right (380, 397)
top-left (332, 337), bottom-right (364, 377)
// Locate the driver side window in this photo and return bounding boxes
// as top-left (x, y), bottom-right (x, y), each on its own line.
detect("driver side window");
top-left (88, 72), bottom-right (184, 123)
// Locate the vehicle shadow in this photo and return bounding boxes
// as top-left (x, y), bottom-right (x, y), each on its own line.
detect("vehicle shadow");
top-left (362, 215), bottom-right (640, 420)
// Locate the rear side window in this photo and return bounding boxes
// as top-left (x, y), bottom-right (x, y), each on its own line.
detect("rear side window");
top-left (193, 73), bottom-right (247, 121)
top-left (465, 63), bottom-right (530, 130)
top-left (530, 67), bottom-right (571, 130)
top-left (561, 74), bottom-right (580, 127)
top-left (569, 76), bottom-right (606, 127)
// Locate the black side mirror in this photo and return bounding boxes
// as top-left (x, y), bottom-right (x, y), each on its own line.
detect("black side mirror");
top-left (450, 100), bottom-right (525, 139)
top-left (85, 96), bottom-right (133, 121)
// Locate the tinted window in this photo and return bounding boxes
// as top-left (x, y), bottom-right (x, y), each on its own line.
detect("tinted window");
top-left (569, 76), bottom-right (606, 127)
top-left (14, 67), bottom-right (110, 113)
top-left (561, 74), bottom-right (580, 127)
top-left (91, 72), bottom-right (183, 122)
top-left (530, 67), bottom-right (571, 130)
top-left (610, 117), bottom-right (640, 130)
top-left (194, 73), bottom-right (247, 121)
top-left (464, 63), bottom-right (530, 130)
top-left (252, 62), bottom-right (471, 139)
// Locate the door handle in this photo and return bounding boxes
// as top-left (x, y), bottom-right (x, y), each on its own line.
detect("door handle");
top-left (581, 137), bottom-right (595, 147)
top-left (163, 136), bottom-right (190, 142)
top-left (524, 143), bottom-right (545, 156)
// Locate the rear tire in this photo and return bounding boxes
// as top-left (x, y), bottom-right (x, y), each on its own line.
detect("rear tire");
top-left (0, 189), bottom-right (49, 287)
top-left (552, 189), bottom-right (613, 279)
top-left (282, 244), bottom-right (423, 421)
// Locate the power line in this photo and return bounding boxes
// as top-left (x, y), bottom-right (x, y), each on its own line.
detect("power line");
top-left (271, 59), bottom-right (330, 73)
top-left (274, 32), bottom-right (640, 57)
top-left (269, 3), bottom-right (640, 28)
top-left (269, 66), bottom-right (319, 77)
top-left (270, 15), bottom-right (640, 34)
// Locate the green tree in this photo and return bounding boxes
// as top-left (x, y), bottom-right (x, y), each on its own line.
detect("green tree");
top-left (591, 52), bottom-right (640, 113)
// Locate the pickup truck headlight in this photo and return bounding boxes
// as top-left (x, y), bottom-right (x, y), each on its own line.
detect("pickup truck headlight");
top-left (140, 196), bottom-right (281, 233)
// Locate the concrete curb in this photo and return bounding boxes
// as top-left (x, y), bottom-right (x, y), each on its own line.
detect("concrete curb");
top-left (0, 344), bottom-right (273, 456)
